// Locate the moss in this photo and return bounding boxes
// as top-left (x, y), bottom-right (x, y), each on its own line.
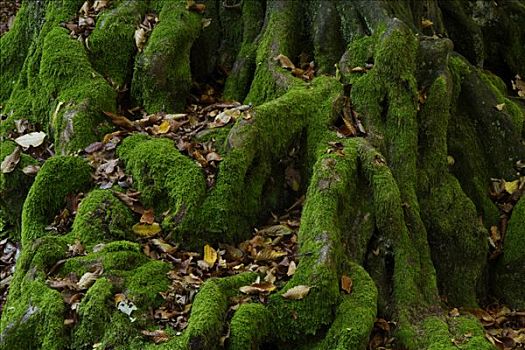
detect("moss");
top-left (125, 260), bottom-right (170, 307)
top-left (131, 0), bottom-right (201, 112)
top-left (448, 315), bottom-right (494, 350)
top-left (0, 279), bottom-right (67, 350)
top-left (0, 141), bottom-right (38, 237)
top-left (181, 273), bottom-right (256, 349)
top-left (244, 1), bottom-right (304, 105)
top-left (21, 155), bottom-right (92, 245)
top-left (70, 189), bottom-right (135, 247)
top-left (117, 134), bottom-right (206, 246)
top-left (493, 196), bottom-right (525, 308)
top-left (316, 262), bottom-right (377, 350)
top-left (88, 0), bottom-right (146, 88)
top-left (223, 0), bottom-right (265, 101)
top-left (228, 303), bottom-right (271, 350)
top-left (72, 278), bottom-right (114, 349)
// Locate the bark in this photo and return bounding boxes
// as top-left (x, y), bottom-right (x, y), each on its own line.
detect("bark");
top-left (1, 0), bottom-right (524, 349)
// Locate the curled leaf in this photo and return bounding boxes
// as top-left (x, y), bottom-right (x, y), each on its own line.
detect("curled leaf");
top-left (1, 147), bottom-right (21, 174)
top-left (203, 244), bottom-right (217, 267)
top-left (273, 54), bottom-right (295, 70)
top-left (341, 275), bottom-right (352, 294)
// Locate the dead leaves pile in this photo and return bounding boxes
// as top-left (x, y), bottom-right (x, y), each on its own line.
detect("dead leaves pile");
top-left (97, 94), bottom-right (251, 187)
top-left (0, 0), bottom-right (20, 36)
top-left (368, 318), bottom-right (397, 350)
top-left (0, 237), bottom-right (19, 315)
top-left (488, 175), bottom-right (524, 260)
top-left (61, 0), bottom-right (109, 45)
top-left (449, 306), bottom-right (525, 350)
top-left (335, 95), bottom-right (367, 138)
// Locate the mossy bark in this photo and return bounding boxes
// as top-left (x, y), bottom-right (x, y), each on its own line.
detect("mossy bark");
top-left (1, 0), bottom-right (524, 349)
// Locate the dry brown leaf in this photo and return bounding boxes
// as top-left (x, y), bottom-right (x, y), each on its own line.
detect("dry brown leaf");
top-left (1, 147), bottom-right (21, 174)
top-left (273, 54), bottom-right (295, 70)
top-left (93, 0), bottom-right (108, 11)
top-left (140, 208), bottom-right (155, 225)
top-left (282, 285), bottom-right (311, 300)
top-left (351, 66), bottom-right (366, 73)
top-left (341, 275), bottom-right (353, 294)
top-left (103, 111), bottom-right (136, 130)
top-left (150, 239), bottom-right (177, 254)
top-left (239, 281), bottom-right (276, 295)
top-left (142, 330), bottom-right (170, 344)
top-left (132, 223), bottom-right (161, 237)
top-left (186, 0), bottom-right (206, 13)
top-left (203, 244), bottom-right (217, 267)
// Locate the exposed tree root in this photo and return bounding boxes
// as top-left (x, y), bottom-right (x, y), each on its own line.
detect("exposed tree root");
top-left (1, 0), bottom-right (524, 349)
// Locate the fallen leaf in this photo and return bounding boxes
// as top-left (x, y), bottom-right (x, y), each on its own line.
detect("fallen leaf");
top-left (77, 271), bottom-right (99, 290)
top-left (286, 261), bottom-right (296, 276)
top-left (201, 18), bottom-right (212, 29)
top-left (282, 285), bottom-right (311, 300)
top-left (117, 299), bottom-right (137, 316)
top-left (351, 66), bottom-right (366, 73)
top-left (186, 0), bottom-right (206, 13)
top-left (103, 111), bottom-right (135, 130)
top-left (449, 308), bottom-right (460, 317)
top-left (142, 329), bottom-right (170, 344)
top-left (14, 131), bottom-right (46, 148)
top-left (156, 120), bottom-right (171, 134)
top-left (495, 103), bottom-right (505, 111)
top-left (273, 54), bottom-right (295, 70)
top-left (93, 0), bottom-right (108, 11)
top-left (150, 239), bottom-right (177, 254)
top-left (140, 208), bottom-right (155, 225)
top-left (239, 281), bottom-right (276, 294)
top-left (341, 275), bottom-right (353, 294)
top-left (206, 152), bottom-right (222, 162)
top-left (255, 248), bottom-right (287, 261)
top-left (22, 164), bottom-right (40, 176)
top-left (1, 147), bottom-right (21, 173)
top-left (421, 18), bottom-right (433, 28)
top-left (135, 27), bottom-right (148, 52)
top-left (504, 180), bottom-right (519, 194)
top-left (132, 222), bottom-right (161, 237)
top-left (203, 244), bottom-right (217, 267)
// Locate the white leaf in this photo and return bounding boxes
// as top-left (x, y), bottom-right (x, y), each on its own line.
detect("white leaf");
top-left (14, 132), bottom-right (46, 148)
top-left (282, 285), bottom-right (311, 300)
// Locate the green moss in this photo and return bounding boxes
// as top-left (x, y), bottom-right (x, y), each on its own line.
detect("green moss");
top-left (228, 303), bottom-right (271, 350)
top-left (125, 260), bottom-right (170, 307)
top-left (223, 0), bottom-right (265, 101)
top-left (244, 1), bottom-right (303, 105)
top-left (21, 156), bottom-right (92, 245)
top-left (131, 0), bottom-right (201, 112)
top-left (117, 134), bottom-right (206, 246)
top-left (88, 0), bottom-right (146, 88)
top-left (72, 278), bottom-right (114, 349)
top-left (181, 273), bottom-right (255, 349)
top-left (0, 141), bottom-right (38, 237)
top-left (71, 189), bottom-right (135, 247)
top-left (493, 196), bottom-right (525, 308)
top-left (316, 262), bottom-right (377, 350)
top-left (448, 316), bottom-right (494, 350)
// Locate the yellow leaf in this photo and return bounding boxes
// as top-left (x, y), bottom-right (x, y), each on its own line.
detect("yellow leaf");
top-left (132, 222), bottom-right (161, 237)
top-left (421, 18), bottom-right (433, 28)
top-left (495, 103), bottom-right (505, 111)
top-left (255, 248), bottom-right (287, 261)
top-left (204, 244), bottom-right (217, 267)
top-left (282, 285), bottom-right (311, 300)
top-left (157, 120), bottom-right (171, 134)
top-left (504, 180), bottom-right (519, 194)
